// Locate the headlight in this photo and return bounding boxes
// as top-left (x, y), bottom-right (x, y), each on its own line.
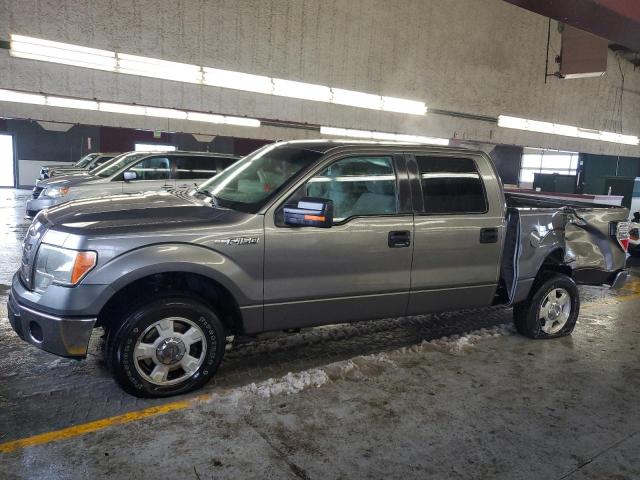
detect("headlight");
top-left (44, 186), bottom-right (70, 198)
top-left (33, 244), bottom-right (97, 292)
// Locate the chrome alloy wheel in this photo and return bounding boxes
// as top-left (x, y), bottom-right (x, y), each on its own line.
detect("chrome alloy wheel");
top-left (133, 317), bottom-right (207, 386)
top-left (539, 288), bottom-right (571, 335)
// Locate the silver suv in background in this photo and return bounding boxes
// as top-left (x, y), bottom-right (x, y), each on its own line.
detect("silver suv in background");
top-left (27, 151), bottom-right (239, 216)
top-left (38, 152), bottom-right (119, 180)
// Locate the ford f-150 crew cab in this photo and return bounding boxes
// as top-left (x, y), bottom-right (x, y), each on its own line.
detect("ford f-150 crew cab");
top-left (8, 140), bottom-right (631, 397)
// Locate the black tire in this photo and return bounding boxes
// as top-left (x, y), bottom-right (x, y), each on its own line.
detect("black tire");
top-left (107, 296), bottom-right (225, 398)
top-left (513, 273), bottom-right (580, 339)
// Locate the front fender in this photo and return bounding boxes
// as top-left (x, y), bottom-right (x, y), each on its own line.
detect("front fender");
top-left (85, 243), bottom-right (261, 307)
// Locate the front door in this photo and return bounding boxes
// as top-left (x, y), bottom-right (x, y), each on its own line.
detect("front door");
top-left (263, 154), bottom-right (413, 330)
top-left (121, 155), bottom-right (174, 193)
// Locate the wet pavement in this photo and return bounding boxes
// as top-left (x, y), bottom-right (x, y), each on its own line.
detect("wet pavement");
top-left (1, 189), bottom-right (639, 479)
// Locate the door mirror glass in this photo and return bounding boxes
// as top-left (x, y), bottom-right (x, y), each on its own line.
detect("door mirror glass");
top-left (123, 171), bottom-right (137, 181)
top-left (283, 197), bottom-right (333, 228)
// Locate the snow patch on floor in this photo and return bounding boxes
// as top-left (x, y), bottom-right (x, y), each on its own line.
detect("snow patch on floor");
top-left (243, 369), bottom-right (330, 398)
top-left (214, 323), bottom-right (514, 404)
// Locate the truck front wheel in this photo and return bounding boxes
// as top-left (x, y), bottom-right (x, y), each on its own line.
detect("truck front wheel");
top-left (513, 274), bottom-right (580, 339)
top-left (107, 297), bottom-right (226, 397)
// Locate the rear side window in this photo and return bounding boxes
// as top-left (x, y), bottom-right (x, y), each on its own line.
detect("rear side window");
top-left (175, 156), bottom-right (219, 180)
top-left (416, 156), bottom-right (487, 214)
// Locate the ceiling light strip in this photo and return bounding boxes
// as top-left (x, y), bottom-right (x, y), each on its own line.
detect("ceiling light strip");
top-left (320, 126), bottom-right (450, 145)
top-left (9, 34), bottom-right (427, 115)
top-left (498, 115), bottom-right (639, 146)
top-left (0, 88), bottom-right (260, 128)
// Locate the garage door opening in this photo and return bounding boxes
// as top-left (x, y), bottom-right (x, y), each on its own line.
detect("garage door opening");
top-left (0, 133), bottom-right (15, 187)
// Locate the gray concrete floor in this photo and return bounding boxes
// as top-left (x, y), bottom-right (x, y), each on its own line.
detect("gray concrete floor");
top-left (1, 189), bottom-right (640, 479)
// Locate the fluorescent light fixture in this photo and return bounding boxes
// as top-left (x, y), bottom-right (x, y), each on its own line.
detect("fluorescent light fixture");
top-left (145, 106), bottom-right (188, 120)
top-left (186, 112), bottom-right (225, 124)
top-left (47, 96), bottom-right (98, 110)
top-left (222, 116), bottom-right (261, 127)
top-left (98, 102), bottom-right (147, 115)
top-left (135, 143), bottom-right (176, 152)
top-left (203, 67), bottom-right (273, 94)
top-left (0, 88), bottom-right (46, 105)
top-left (381, 96), bottom-right (428, 115)
top-left (117, 53), bottom-right (203, 83)
top-left (272, 79), bottom-right (332, 102)
top-left (320, 126), bottom-right (449, 145)
top-left (331, 88), bottom-right (383, 110)
top-left (498, 115), bottom-right (639, 146)
top-left (10, 34), bottom-right (116, 71)
top-left (0, 88), bottom-right (261, 129)
top-left (9, 34), bottom-right (429, 116)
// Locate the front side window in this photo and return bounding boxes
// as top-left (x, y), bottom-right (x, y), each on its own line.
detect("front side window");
top-left (93, 152), bottom-right (149, 178)
top-left (175, 156), bottom-right (219, 180)
top-left (127, 156), bottom-right (171, 181)
top-left (297, 156), bottom-right (397, 222)
top-left (196, 145), bottom-right (322, 212)
top-left (416, 156), bottom-right (487, 214)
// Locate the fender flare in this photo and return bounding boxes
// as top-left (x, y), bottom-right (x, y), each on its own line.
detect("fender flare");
top-left (86, 243), bottom-right (257, 309)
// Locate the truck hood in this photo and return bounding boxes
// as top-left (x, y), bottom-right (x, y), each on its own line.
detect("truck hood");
top-left (39, 190), bottom-right (246, 234)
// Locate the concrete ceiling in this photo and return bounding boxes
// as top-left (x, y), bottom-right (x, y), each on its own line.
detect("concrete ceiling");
top-left (503, 0), bottom-right (640, 51)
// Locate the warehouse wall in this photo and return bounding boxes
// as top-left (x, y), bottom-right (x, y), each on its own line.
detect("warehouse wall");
top-left (0, 0), bottom-right (639, 157)
top-left (580, 153), bottom-right (640, 195)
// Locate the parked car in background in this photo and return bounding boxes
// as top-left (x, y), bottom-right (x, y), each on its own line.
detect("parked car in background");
top-left (38, 152), bottom-right (120, 181)
top-left (26, 151), bottom-right (239, 216)
top-left (10, 140), bottom-right (630, 397)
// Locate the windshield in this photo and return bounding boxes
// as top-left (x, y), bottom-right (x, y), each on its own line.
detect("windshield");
top-left (196, 144), bottom-right (322, 212)
top-left (92, 152), bottom-right (149, 178)
top-left (87, 155), bottom-right (116, 170)
top-left (74, 153), bottom-right (98, 168)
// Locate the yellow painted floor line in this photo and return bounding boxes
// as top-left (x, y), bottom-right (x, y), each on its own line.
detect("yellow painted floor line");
top-left (2, 290), bottom-right (639, 454)
top-left (0, 396), bottom-right (207, 454)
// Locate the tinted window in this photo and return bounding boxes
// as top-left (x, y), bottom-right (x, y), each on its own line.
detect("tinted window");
top-left (175, 156), bottom-right (219, 180)
top-left (127, 156), bottom-right (171, 181)
top-left (416, 156), bottom-right (487, 214)
top-left (302, 156), bottom-right (397, 222)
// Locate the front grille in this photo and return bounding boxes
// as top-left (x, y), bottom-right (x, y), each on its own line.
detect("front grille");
top-left (20, 220), bottom-right (45, 290)
top-left (32, 186), bottom-right (44, 199)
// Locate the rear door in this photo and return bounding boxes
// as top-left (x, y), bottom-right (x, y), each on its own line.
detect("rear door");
top-left (120, 155), bottom-right (174, 193)
top-left (407, 153), bottom-right (504, 314)
top-left (263, 151), bottom-right (414, 330)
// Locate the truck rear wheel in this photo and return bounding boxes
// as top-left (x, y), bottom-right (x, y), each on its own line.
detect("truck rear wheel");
top-left (107, 297), bottom-right (225, 397)
top-left (513, 274), bottom-right (579, 339)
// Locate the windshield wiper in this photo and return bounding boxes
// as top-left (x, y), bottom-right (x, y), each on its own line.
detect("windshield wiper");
top-left (198, 189), bottom-right (220, 207)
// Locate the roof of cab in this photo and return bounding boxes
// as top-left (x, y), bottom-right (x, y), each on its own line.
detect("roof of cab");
top-left (272, 139), bottom-right (477, 155)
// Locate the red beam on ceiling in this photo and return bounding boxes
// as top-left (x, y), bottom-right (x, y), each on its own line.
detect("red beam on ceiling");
top-left (503, 0), bottom-right (640, 51)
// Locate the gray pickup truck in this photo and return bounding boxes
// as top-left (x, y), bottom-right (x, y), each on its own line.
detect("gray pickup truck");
top-left (8, 140), bottom-right (630, 397)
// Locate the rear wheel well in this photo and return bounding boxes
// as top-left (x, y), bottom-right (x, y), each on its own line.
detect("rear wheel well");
top-left (536, 249), bottom-right (572, 284)
top-left (96, 272), bottom-right (243, 335)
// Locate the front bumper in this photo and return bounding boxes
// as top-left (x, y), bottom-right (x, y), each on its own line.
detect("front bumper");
top-left (8, 274), bottom-right (101, 357)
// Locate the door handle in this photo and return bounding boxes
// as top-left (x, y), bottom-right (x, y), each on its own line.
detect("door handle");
top-left (480, 227), bottom-right (499, 244)
top-left (388, 230), bottom-right (411, 248)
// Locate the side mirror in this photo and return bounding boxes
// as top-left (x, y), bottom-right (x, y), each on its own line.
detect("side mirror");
top-left (283, 197), bottom-right (333, 228)
top-left (123, 171), bottom-right (137, 182)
